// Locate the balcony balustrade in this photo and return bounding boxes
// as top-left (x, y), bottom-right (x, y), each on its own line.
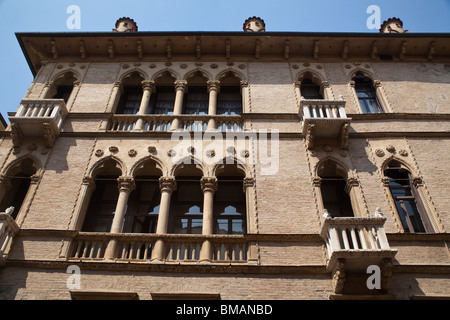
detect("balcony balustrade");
top-left (0, 209), bottom-right (19, 267)
top-left (320, 208), bottom-right (397, 293)
top-left (108, 114), bottom-right (244, 133)
top-left (68, 233), bottom-right (249, 264)
top-left (300, 98), bottom-right (351, 149)
top-left (9, 99), bottom-right (68, 148)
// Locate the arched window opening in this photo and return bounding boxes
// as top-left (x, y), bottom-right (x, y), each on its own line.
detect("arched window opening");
top-left (300, 76), bottom-right (323, 100)
top-left (217, 72), bottom-right (243, 115)
top-left (122, 161), bottom-right (162, 233)
top-left (50, 72), bottom-right (77, 103)
top-left (170, 164), bottom-right (204, 234)
top-left (384, 161), bottom-right (433, 233)
top-left (353, 72), bottom-right (383, 114)
top-left (318, 160), bottom-right (353, 218)
top-left (149, 71), bottom-right (176, 115)
top-left (184, 71), bottom-right (208, 115)
top-left (0, 158), bottom-right (37, 220)
top-left (214, 165), bottom-right (246, 235)
top-left (81, 159), bottom-right (122, 232)
top-left (117, 72), bottom-right (145, 114)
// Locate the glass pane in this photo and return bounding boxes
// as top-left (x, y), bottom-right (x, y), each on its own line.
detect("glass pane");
top-left (403, 199), bottom-right (426, 233)
top-left (191, 219), bottom-right (203, 234)
top-left (216, 219), bottom-right (229, 234)
top-left (174, 218), bottom-right (188, 234)
top-left (231, 219), bottom-right (244, 234)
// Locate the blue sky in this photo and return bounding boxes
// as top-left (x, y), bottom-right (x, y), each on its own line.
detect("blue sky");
top-left (0, 0), bottom-right (449, 121)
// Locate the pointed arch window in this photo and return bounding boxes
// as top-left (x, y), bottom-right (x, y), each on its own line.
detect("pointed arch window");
top-left (148, 71), bottom-right (176, 115)
top-left (0, 158), bottom-right (38, 220)
top-left (214, 165), bottom-right (247, 235)
top-left (353, 72), bottom-right (383, 114)
top-left (81, 159), bottom-right (122, 232)
top-left (384, 161), bottom-right (433, 233)
top-left (117, 72), bottom-right (145, 115)
top-left (184, 72), bottom-right (209, 115)
top-left (217, 72), bottom-right (243, 115)
top-left (49, 72), bottom-right (77, 103)
top-left (318, 160), bottom-right (353, 218)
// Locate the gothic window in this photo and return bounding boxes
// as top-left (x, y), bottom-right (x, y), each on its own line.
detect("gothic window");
top-left (214, 165), bottom-right (247, 235)
top-left (122, 175), bottom-right (161, 233)
top-left (0, 158), bottom-right (37, 220)
top-left (170, 165), bottom-right (204, 234)
top-left (353, 72), bottom-right (383, 114)
top-left (117, 72), bottom-right (144, 114)
top-left (318, 160), bottom-right (353, 218)
top-left (148, 71), bottom-right (176, 115)
top-left (217, 72), bottom-right (243, 115)
top-left (300, 78), bottom-right (323, 100)
top-left (384, 161), bottom-right (433, 233)
top-left (50, 72), bottom-right (77, 103)
top-left (184, 71), bottom-right (208, 115)
top-left (81, 159), bottom-right (122, 232)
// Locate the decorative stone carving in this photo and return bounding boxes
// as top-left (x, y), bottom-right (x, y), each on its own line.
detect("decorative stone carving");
top-left (148, 146), bottom-right (157, 154)
top-left (201, 177), bottom-right (218, 193)
top-left (323, 209), bottom-right (331, 219)
top-left (128, 149), bottom-right (137, 157)
top-left (374, 207), bottom-right (384, 218)
top-left (117, 176), bottom-right (136, 193)
top-left (109, 146), bottom-right (119, 153)
top-left (95, 149), bottom-right (104, 157)
top-left (168, 149), bottom-right (176, 157)
top-left (159, 176), bottom-right (177, 193)
top-left (243, 177), bottom-right (255, 188)
top-left (332, 259), bottom-right (346, 294)
top-left (386, 145), bottom-right (396, 153)
top-left (240, 149), bottom-right (250, 158)
top-left (399, 149), bottom-right (408, 157)
top-left (206, 149), bottom-right (215, 158)
top-left (187, 146), bottom-right (195, 155)
top-left (375, 149), bottom-right (385, 157)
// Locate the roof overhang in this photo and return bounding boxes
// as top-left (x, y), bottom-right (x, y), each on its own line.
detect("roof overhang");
top-left (15, 31), bottom-right (450, 77)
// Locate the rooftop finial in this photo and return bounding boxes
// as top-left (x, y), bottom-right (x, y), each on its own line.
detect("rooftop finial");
top-left (113, 17), bottom-right (138, 32)
top-left (243, 17), bottom-right (266, 32)
top-left (379, 17), bottom-right (408, 33)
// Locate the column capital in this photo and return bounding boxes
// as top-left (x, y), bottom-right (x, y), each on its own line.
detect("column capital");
top-left (313, 177), bottom-right (322, 187)
top-left (113, 81), bottom-right (122, 88)
top-left (174, 80), bottom-right (188, 91)
top-left (345, 177), bottom-right (359, 193)
top-left (44, 80), bottom-right (54, 88)
top-left (82, 176), bottom-right (96, 190)
top-left (293, 81), bottom-right (301, 88)
top-left (240, 80), bottom-right (249, 88)
top-left (321, 81), bottom-right (330, 88)
top-left (243, 177), bottom-right (255, 188)
top-left (30, 174), bottom-right (41, 185)
top-left (159, 176), bottom-right (177, 193)
top-left (349, 80), bottom-right (355, 88)
top-left (373, 80), bottom-right (382, 89)
top-left (73, 80), bottom-right (82, 87)
top-left (141, 80), bottom-right (155, 92)
top-left (201, 177), bottom-right (218, 193)
top-left (207, 80), bottom-right (220, 93)
top-left (117, 176), bottom-right (136, 192)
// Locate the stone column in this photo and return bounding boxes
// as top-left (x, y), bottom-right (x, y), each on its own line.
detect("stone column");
top-left (171, 80), bottom-right (187, 131)
top-left (0, 175), bottom-right (11, 208)
top-left (373, 80), bottom-right (390, 112)
top-left (313, 177), bottom-right (324, 215)
top-left (151, 176), bottom-right (176, 262)
top-left (101, 81), bottom-right (123, 131)
top-left (206, 80), bottom-right (220, 131)
top-left (104, 176), bottom-right (135, 260)
top-left (71, 176), bottom-right (96, 231)
top-left (322, 81), bottom-right (332, 100)
top-left (134, 80), bottom-right (155, 131)
top-left (199, 177), bottom-right (217, 263)
top-left (39, 81), bottom-right (54, 99)
top-left (345, 177), bottom-right (364, 217)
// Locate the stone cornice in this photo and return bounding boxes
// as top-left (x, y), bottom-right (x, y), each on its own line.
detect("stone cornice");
top-left (16, 32), bottom-right (450, 76)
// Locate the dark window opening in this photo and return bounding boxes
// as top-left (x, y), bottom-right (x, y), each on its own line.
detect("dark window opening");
top-left (53, 85), bottom-right (74, 103)
top-left (148, 86), bottom-right (175, 115)
top-left (0, 173), bottom-right (32, 220)
top-left (170, 177), bottom-right (204, 234)
top-left (117, 86), bottom-right (143, 114)
top-left (320, 177), bottom-right (353, 218)
top-left (122, 176), bottom-right (161, 234)
top-left (353, 73), bottom-right (383, 114)
top-left (214, 176), bottom-right (246, 235)
top-left (81, 176), bottom-right (119, 232)
top-left (184, 86), bottom-right (209, 115)
top-left (217, 86), bottom-right (242, 115)
top-left (301, 78), bottom-right (323, 99)
top-left (385, 164), bottom-right (433, 233)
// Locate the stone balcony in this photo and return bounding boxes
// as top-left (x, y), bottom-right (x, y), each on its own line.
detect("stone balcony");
top-left (300, 98), bottom-right (352, 150)
top-left (106, 114), bottom-right (245, 133)
top-left (0, 209), bottom-right (19, 267)
top-left (9, 99), bottom-right (68, 148)
top-left (320, 208), bottom-right (397, 293)
top-left (68, 232), bottom-right (256, 265)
